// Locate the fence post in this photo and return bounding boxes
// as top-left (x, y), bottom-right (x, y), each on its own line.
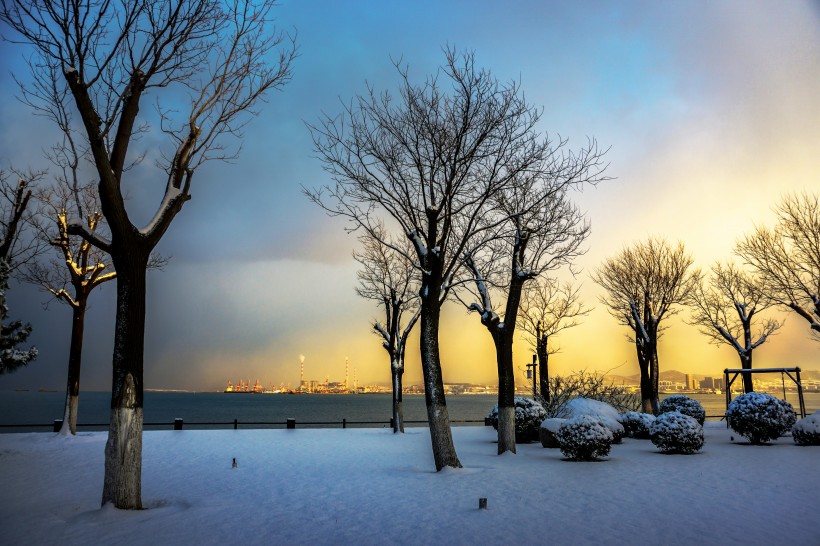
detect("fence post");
top-left (390, 417), bottom-right (395, 430)
top-left (286, 418), bottom-right (296, 429)
top-left (342, 418), bottom-right (347, 429)
top-left (174, 418), bottom-right (183, 430)
top-left (53, 419), bottom-right (63, 432)
top-left (233, 418), bottom-right (238, 430)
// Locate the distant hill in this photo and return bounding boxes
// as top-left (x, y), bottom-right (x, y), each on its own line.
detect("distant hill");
top-left (800, 369), bottom-right (820, 381)
top-left (604, 368), bottom-right (819, 386)
top-left (605, 370), bottom-right (719, 386)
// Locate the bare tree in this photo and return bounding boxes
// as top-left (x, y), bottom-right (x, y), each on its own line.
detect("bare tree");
top-left (25, 182), bottom-right (117, 434)
top-left (518, 277), bottom-right (589, 402)
top-left (460, 178), bottom-right (601, 454)
top-left (737, 192), bottom-right (820, 338)
top-left (1, 0), bottom-right (295, 509)
top-left (689, 262), bottom-right (782, 393)
top-left (1, 171), bottom-right (40, 374)
top-left (354, 228), bottom-right (419, 433)
top-left (308, 48), bottom-right (593, 469)
top-left (592, 238), bottom-right (699, 414)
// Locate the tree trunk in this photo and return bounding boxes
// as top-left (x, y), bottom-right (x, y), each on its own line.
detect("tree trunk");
top-left (60, 301), bottom-right (87, 435)
top-left (419, 292), bottom-right (461, 470)
top-left (391, 360), bottom-right (404, 433)
top-left (648, 339), bottom-right (660, 414)
top-left (636, 341), bottom-right (653, 414)
top-left (493, 271), bottom-right (528, 454)
top-left (101, 257), bottom-right (147, 509)
top-left (740, 351), bottom-right (754, 394)
top-left (537, 334), bottom-right (549, 403)
top-left (494, 332), bottom-right (516, 454)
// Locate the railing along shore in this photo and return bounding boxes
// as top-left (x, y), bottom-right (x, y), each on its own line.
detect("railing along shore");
top-left (1, 417), bottom-right (489, 432)
top-left (0, 415), bottom-right (734, 433)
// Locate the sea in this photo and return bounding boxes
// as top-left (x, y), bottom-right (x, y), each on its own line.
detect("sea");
top-left (1, 390), bottom-right (818, 433)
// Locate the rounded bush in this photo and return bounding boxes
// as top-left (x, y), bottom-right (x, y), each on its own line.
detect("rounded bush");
top-left (555, 397), bottom-right (625, 443)
top-left (487, 397), bottom-right (547, 443)
top-left (792, 411), bottom-right (820, 447)
top-left (659, 395), bottom-right (706, 425)
top-left (725, 392), bottom-right (796, 444)
top-left (556, 415), bottom-right (613, 461)
top-left (649, 411), bottom-right (704, 454)
top-left (621, 411), bottom-right (656, 439)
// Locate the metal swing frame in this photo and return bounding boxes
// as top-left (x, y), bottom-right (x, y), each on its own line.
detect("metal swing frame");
top-left (723, 367), bottom-right (807, 422)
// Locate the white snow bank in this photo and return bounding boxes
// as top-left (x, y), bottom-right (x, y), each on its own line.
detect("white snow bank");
top-left (0, 426), bottom-right (818, 545)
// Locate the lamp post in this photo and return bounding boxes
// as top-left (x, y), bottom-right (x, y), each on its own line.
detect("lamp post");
top-left (525, 354), bottom-right (537, 398)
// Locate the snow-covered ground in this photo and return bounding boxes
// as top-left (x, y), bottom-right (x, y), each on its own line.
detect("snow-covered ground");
top-left (1, 424), bottom-right (817, 545)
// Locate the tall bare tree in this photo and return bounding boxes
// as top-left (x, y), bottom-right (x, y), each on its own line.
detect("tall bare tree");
top-left (689, 262), bottom-right (782, 393)
top-left (592, 238), bottom-right (699, 414)
top-left (518, 277), bottom-right (589, 402)
top-left (461, 177), bottom-right (601, 454)
top-left (25, 182), bottom-right (117, 434)
top-left (308, 48), bottom-right (581, 469)
top-left (737, 192), bottom-right (820, 338)
top-left (354, 228), bottom-right (419, 433)
top-left (1, 171), bottom-right (40, 374)
top-left (1, 0), bottom-right (295, 509)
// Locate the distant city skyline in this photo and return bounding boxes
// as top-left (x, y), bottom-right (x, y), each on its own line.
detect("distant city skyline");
top-left (1, 1), bottom-right (818, 392)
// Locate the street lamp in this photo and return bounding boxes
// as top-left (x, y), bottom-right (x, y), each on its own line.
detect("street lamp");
top-left (525, 354), bottom-right (537, 398)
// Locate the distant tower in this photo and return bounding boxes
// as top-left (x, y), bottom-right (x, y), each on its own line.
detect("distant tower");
top-left (345, 357), bottom-right (349, 391)
top-left (354, 367), bottom-right (358, 393)
top-left (300, 361), bottom-right (304, 391)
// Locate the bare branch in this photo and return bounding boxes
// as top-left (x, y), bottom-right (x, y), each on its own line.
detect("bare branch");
top-left (737, 192), bottom-right (820, 339)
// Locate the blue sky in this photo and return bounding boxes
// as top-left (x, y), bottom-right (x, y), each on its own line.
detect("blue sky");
top-left (1, 1), bottom-right (818, 392)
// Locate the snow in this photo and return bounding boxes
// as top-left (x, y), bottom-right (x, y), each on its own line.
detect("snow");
top-left (1, 425), bottom-right (818, 545)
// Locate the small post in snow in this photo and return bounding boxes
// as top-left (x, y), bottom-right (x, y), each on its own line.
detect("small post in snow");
top-left (479, 498), bottom-right (488, 510)
top-left (174, 418), bottom-right (183, 430)
top-left (286, 418), bottom-right (296, 429)
top-left (53, 419), bottom-right (63, 432)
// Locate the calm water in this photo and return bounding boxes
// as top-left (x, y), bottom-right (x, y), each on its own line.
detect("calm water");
top-left (0, 391), bottom-right (495, 432)
top-left (1, 390), bottom-right (817, 433)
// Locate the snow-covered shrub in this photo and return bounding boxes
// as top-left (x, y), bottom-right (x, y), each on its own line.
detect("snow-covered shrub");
top-left (725, 392), bottom-right (796, 445)
top-left (555, 397), bottom-right (625, 443)
top-left (659, 395), bottom-right (706, 425)
top-left (791, 411), bottom-right (820, 447)
top-left (556, 415), bottom-right (613, 461)
top-left (486, 397), bottom-right (546, 443)
top-left (620, 411), bottom-right (655, 439)
top-left (649, 411), bottom-right (704, 454)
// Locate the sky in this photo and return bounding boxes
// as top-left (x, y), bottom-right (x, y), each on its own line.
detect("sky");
top-left (1, 0), bottom-right (818, 392)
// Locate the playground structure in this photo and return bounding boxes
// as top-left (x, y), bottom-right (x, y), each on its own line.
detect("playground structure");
top-left (723, 367), bottom-right (807, 420)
